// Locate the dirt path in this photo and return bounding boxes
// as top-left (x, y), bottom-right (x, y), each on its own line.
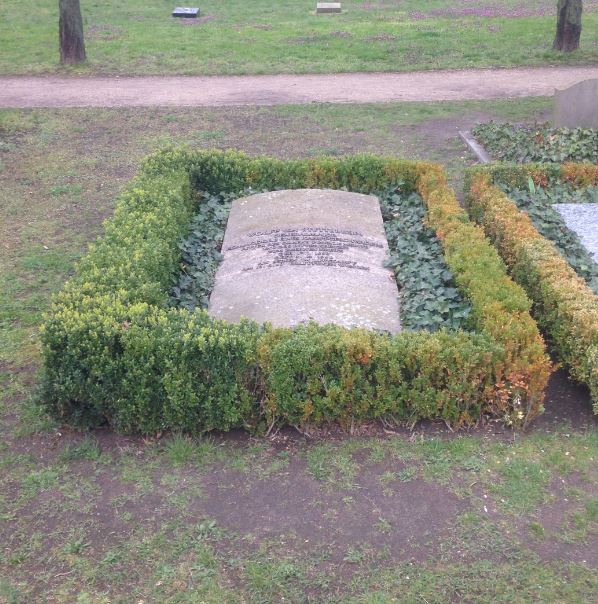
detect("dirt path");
top-left (2, 66), bottom-right (598, 107)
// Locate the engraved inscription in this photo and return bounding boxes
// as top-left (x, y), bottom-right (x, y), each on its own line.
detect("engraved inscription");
top-left (225, 227), bottom-right (383, 272)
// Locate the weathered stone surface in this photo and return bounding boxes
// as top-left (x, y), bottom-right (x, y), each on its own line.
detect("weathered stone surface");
top-left (316, 3), bottom-right (342, 14)
top-left (554, 203), bottom-right (598, 260)
top-left (554, 78), bottom-right (598, 128)
top-left (208, 189), bottom-right (401, 333)
top-left (172, 7), bottom-right (200, 18)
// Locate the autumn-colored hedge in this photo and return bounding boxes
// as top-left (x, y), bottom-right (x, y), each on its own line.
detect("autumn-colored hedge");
top-left (464, 162), bottom-right (598, 192)
top-left (40, 149), bottom-right (551, 433)
top-left (418, 166), bottom-right (551, 418)
top-left (465, 164), bottom-right (598, 411)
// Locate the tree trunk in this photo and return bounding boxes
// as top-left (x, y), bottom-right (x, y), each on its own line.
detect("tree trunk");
top-left (59, 0), bottom-right (86, 64)
top-left (553, 0), bottom-right (582, 52)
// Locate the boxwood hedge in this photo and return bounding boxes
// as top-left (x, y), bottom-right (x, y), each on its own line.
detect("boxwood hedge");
top-left (40, 149), bottom-right (551, 433)
top-left (465, 162), bottom-right (598, 412)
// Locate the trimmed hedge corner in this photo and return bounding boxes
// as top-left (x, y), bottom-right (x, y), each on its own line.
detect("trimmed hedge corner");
top-left (465, 163), bottom-right (598, 412)
top-left (40, 149), bottom-right (551, 434)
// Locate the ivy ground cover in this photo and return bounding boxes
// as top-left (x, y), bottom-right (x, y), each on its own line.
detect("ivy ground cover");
top-left (465, 162), bottom-right (598, 412)
top-left (171, 186), bottom-right (473, 333)
top-left (41, 150), bottom-right (551, 435)
top-left (497, 181), bottom-right (598, 294)
top-left (472, 122), bottom-right (598, 164)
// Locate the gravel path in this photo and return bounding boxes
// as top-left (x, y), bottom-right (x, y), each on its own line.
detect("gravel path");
top-left (2, 66), bottom-right (598, 107)
top-left (555, 203), bottom-right (598, 261)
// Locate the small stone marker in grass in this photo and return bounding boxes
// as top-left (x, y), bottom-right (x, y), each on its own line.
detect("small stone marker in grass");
top-left (209, 189), bottom-right (401, 333)
top-left (172, 7), bottom-right (200, 18)
top-left (316, 3), bottom-right (342, 13)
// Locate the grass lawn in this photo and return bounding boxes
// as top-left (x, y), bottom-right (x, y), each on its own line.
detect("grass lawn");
top-left (1, 97), bottom-right (597, 602)
top-left (1, 0), bottom-right (598, 75)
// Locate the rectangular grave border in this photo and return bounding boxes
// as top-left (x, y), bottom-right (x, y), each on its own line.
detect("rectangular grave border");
top-left (40, 149), bottom-right (551, 435)
top-left (465, 162), bottom-right (598, 412)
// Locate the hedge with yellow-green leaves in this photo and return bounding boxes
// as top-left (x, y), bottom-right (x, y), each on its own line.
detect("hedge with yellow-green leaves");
top-left (465, 164), bottom-right (598, 411)
top-left (40, 150), bottom-right (551, 433)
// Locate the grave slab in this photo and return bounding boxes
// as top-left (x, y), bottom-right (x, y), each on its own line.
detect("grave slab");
top-left (554, 203), bottom-right (598, 261)
top-left (316, 3), bottom-right (342, 14)
top-left (172, 7), bottom-right (200, 18)
top-left (208, 189), bottom-right (401, 333)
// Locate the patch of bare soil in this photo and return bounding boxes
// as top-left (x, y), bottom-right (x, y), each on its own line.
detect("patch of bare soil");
top-left (176, 15), bottom-right (217, 26)
top-left (200, 458), bottom-right (464, 564)
top-left (534, 369), bottom-right (598, 432)
top-left (523, 473), bottom-right (598, 567)
top-left (366, 34), bottom-right (397, 42)
top-left (408, 0), bottom-right (598, 19)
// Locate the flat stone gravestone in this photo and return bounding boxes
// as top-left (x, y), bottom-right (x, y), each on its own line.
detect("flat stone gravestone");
top-left (172, 7), bottom-right (200, 18)
top-left (316, 3), bottom-right (342, 13)
top-left (554, 78), bottom-right (598, 128)
top-left (209, 189), bottom-right (401, 333)
top-left (554, 203), bottom-right (598, 261)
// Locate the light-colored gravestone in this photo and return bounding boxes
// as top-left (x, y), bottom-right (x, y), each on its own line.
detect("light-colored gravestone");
top-left (554, 79), bottom-right (598, 128)
top-left (172, 7), bottom-right (200, 18)
top-left (554, 204), bottom-right (598, 260)
top-left (316, 3), bottom-right (342, 13)
top-left (208, 189), bottom-right (401, 333)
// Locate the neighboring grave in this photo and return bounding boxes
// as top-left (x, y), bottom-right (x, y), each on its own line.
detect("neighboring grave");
top-left (316, 3), bottom-right (342, 14)
top-left (554, 78), bottom-right (598, 128)
top-left (172, 7), bottom-right (200, 18)
top-left (208, 189), bottom-right (401, 333)
top-left (554, 204), bottom-right (598, 261)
